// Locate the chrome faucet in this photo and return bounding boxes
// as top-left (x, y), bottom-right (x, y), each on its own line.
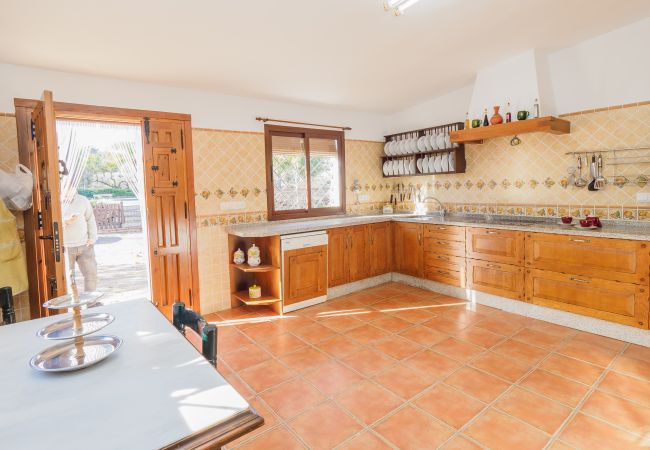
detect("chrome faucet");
top-left (422, 196), bottom-right (447, 218)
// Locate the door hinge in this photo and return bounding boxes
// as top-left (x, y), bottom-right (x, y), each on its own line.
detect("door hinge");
top-left (170, 147), bottom-right (177, 154)
top-left (184, 201), bottom-right (188, 219)
top-left (150, 188), bottom-right (155, 196)
top-left (144, 117), bottom-right (150, 144)
top-left (37, 210), bottom-right (43, 229)
top-left (172, 180), bottom-right (179, 187)
top-left (188, 289), bottom-right (192, 302)
top-left (48, 277), bottom-right (57, 297)
top-left (30, 119), bottom-right (36, 140)
top-left (151, 165), bottom-right (159, 171)
top-left (180, 130), bottom-right (184, 149)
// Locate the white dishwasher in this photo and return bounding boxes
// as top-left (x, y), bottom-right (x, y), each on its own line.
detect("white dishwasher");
top-left (281, 231), bottom-right (328, 313)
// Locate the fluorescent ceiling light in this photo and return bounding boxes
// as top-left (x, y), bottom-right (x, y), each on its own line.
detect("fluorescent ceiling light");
top-left (383, 0), bottom-right (422, 15)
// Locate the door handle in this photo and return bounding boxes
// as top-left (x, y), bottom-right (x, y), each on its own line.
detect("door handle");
top-left (486, 263), bottom-right (501, 269)
top-left (486, 230), bottom-right (499, 235)
top-left (570, 238), bottom-right (591, 243)
top-left (436, 255), bottom-right (449, 260)
top-left (570, 277), bottom-right (590, 283)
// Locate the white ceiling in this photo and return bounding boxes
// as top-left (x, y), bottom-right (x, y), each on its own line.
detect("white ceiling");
top-left (0, 0), bottom-right (649, 113)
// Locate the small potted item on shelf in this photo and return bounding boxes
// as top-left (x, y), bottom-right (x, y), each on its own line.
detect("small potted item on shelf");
top-left (248, 243), bottom-right (261, 267)
top-left (249, 284), bottom-right (261, 299)
top-left (233, 248), bottom-right (245, 265)
top-left (490, 106), bottom-right (503, 125)
top-left (471, 119), bottom-right (481, 128)
top-left (517, 110), bottom-right (529, 121)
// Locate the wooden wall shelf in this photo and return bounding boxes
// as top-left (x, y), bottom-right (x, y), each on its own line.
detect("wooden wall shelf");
top-left (230, 264), bottom-right (279, 273)
top-left (233, 291), bottom-right (281, 306)
top-left (450, 116), bottom-right (571, 144)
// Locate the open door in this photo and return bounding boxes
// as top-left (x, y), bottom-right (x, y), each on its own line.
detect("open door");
top-left (142, 118), bottom-right (195, 319)
top-left (31, 91), bottom-right (67, 312)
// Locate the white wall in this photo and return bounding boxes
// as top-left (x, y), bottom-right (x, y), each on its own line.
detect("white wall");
top-left (547, 17), bottom-right (650, 114)
top-left (0, 63), bottom-right (387, 141)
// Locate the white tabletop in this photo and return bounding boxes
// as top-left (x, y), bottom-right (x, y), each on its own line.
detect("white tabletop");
top-left (0, 300), bottom-right (252, 450)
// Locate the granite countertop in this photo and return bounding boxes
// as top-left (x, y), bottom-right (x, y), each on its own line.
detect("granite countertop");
top-left (226, 212), bottom-right (650, 241)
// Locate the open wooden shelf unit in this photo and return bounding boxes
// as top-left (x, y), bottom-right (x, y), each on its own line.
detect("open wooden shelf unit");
top-left (450, 116), bottom-right (570, 144)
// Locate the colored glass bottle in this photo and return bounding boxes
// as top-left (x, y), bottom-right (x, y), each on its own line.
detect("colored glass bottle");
top-left (505, 102), bottom-right (512, 123)
top-left (464, 112), bottom-right (470, 129)
top-left (482, 109), bottom-right (489, 126)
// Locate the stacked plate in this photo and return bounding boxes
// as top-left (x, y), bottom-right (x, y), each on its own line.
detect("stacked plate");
top-left (414, 152), bottom-right (456, 174)
top-left (382, 158), bottom-right (417, 176)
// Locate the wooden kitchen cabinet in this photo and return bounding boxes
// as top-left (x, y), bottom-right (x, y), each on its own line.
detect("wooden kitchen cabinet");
top-left (467, 259), bottom-right (525, 300)
top-left (466, 228), bottom-right (525, 265)
top-left (327, 227), bottom-right (350, 287)
top-left (525, 232), bottom-right (649, 285)
top-left (394, 222), bottom-right (423, 277)
top-left (423, 224), bottom-right (466, 287)
top-left (369, 222), bottom-right (392, 277)
top-left (348, 224), bottom-right (369, 282)
top-left (526, 268), bottom-right (649, 329)
top-left (284, 245), bottom-right (327, 307)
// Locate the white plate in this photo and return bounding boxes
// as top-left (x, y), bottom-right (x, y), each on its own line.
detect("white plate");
top-left (441, 153), bottom-right (449, 172)
top-left (428, 156), bottom-right (436, 173)
top-left (436, 132), bottom-right (446, 149)
top-left (422, 156), bottom-right (429, 173)
top-left (416, 158), bottom-right (423, 173)
top-left (417, 136), bottom-right (427, 152)
top-left (410, 159), bottom-right (416, 174)
top-left (424, 133), bottom-right (433, 151)
top-left (384, 141), bottom-right (391, 155)
top-left (429, 132), bottom-right (438, 150)
top-left (444, 132), bottom-right (451, 149)
top-left (383, 161), bottom-right (389, 176)
top-left (449, 153), bottom-right (456, 171)
top-left (434, 154), bottom-right (442, 172)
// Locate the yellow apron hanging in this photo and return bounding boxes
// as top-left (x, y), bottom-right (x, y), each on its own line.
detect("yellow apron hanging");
top-left (0, 200), bottom-right (28, 294)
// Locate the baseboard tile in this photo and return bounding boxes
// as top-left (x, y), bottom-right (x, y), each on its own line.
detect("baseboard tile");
top-left (327, 273), bottom-right (392, 299)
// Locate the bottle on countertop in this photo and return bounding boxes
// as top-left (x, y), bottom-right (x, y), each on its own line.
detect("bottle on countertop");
top-left (464, 112), bottom-right (470, 130)
top-left (505, 102), bottom-right (512, 123)
top-left (482, 108), bottom-right (489, 126)
top-left (533, 98), bottom-right (540, 118)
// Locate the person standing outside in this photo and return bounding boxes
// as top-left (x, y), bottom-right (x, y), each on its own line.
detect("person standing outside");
top-left (63, 193), bottom-right (98, 292)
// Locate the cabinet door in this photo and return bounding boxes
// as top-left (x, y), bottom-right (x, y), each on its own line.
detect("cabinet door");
top-left (349, 225), bottom-right (369, 282)
top-left (284, 245), bottom-right (327, 306)
top-left (525, 232), bottom-right (649, 285)
top-left (467, 259), bottom-right (525, 300)
top-left (526, 268), bottom-right (649, 329)
top-left (327, 227), bottom-right (349, 287)
top-left (466, 228), bottom-right (525, 265)
top-left (369, 222), bottom-right (391, 276)
top-left (424, 224), bottom-right (465, 241)
top-left (423, 237), bottom-right (466, 257)
top-left (394, 222), bottom-right (423, 277)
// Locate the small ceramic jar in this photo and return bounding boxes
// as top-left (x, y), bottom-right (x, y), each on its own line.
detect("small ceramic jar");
top-left (233, 248), bottom-right (245, 265)
top-left (249, 284), bottom-right (261, 299)
top-left (248, 244), bottom-right (261, 267)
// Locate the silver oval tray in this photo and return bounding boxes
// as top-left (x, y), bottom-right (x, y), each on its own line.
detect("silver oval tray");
top-left (42, 291), bottom-right (104, 310)
top-left (30, 335), bottom-right (123, 373)
top-left (37, 313), bottom-right (115, 340)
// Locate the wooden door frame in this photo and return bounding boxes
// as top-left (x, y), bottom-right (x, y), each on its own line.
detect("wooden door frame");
top-left (14, 98), bottom-right (200, 317)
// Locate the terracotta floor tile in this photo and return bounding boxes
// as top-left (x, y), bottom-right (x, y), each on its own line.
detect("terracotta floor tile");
top-left (315, 334), bottom-right (363, 359)
top-left (539, 353), bottom-right (604, 385)
top-left (338, 431), bottom-right (393, 450)
top-left (444, 309), bottom-right (485, 326)
top-left (222, 370), bottom-right (255, 400)
top-left (433, 337), bottom-right (484, 362)
top-left (279, 347), bottom-right (332, 374)
top-left (598, 371), bottom-right (650, 407)
top-left (221, 342), bottom-right (271, 371)
top-left (511, 328), bottom-right (566, 349)
top-left (336, 380), bottom-right (403, 425)
top-left (226, 397), bottom-right (278, 447)
top-left (341, 347), bottom-right (396, 376)
top-left (371, 335), bottom-right (423, 360)
top-left (454, 325), bottom-right (505, 348)
top-left (239, 359), bottom-right (296, 393)
top-left (415, 384), bottom-right (486, 429)
top-left (304, 360), bottom-right (363, 396)
top-left (490, 310), bottom-right (534, 326)
top-left (403, 349), bottom-right (462, 380)
top-left (260, 378), bottom-right (325, 420)
top-left (371, 315), bottom-right (413, 333)
top-left (423, 315), bottom-right (471, 334)
top-left (373, 363), bottom-right (432, 399)
top-left (571, 331), bottom-right (627, 351)
top-left (556, 340), bottom-right (618, 367)
top-left (317, 315), bottom-right (364, 333)
top-left (345, 324), bottom-right (390, 345)
top-left (582, 390), bottom-right (650, 436)
top-left (471, 351), bottom-right (532, 382)
top-left (464, 408), bottom-right (550, 450)
top-left (496, 387), bottom-right (571, 434)
top-left (611, 355), bottom-right (650, 381)
top-left (342, 291), bottom-right (384, 305)
top-left (236, 425), bottom-right (306, 450)
top-left (289, 401), bottom-right (362, 450)
top-left (389, 307), bottom-right (436, 323)
top-left (398, 325), bottom-right (449, 346)
top-left (291, 322), bottom-right (336, 344)
top-left (624, 344), bottom-right (650, 363)
top-left (527, 320), bottom-right (578, 338)
top-left (546, 440), bottom-right (576, 450)
top-left (492, 339), bottom-right (549, 365)
top-left (475, 317), bottom-right (524, 336)
top-left (374, 406), bottom-right (454, 449)
top-left (440, 436), bottom-right (483, 450)
top-left (366, 284), bottom-right (404, 298)
top-left (256, 332), bottom-right (307, 356)
top-left (217, 327), bottom-right (252, 350)
top-left (560, 413), bottom-right (645, 450)
top-left (445, 367), bottom-right (510, 403)
top-left (241, 321), bottom-right (286, 342)
top-left (520, 369), bottom-right (589, 407)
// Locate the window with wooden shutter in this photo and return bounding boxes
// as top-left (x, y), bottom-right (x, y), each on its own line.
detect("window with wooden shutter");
top-left (265, 125), bottom-right (345, 220)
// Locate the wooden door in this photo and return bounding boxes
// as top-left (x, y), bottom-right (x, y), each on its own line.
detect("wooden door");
top-left (284, 246), bottom-right (327, 306)
top-left (467, 259), bottom-right (525, 300)
top-left (327, 227), bottom-right (349, 287)
top-left (143, 119), bottom-right (194, 318)
top-left (31, 91), bottom-right (66, 311)
top-left (369, 222), bottom-right (391, 276)
top-left (348, 225), bottom-right (369, 282)
top-left (466, 228), bottom-right (525, 265)
top-left (394, 222), bottom-right (422, 277)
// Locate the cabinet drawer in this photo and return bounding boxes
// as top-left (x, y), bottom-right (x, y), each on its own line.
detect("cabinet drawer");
top-left (525, 233), bottom-right (649, 285)
top-left (526, 268), bottom-right (649, 329)
top-left (424, 252), bottom-right (465, 272)
top-left (424, 266), bottom-right (465, 288)
top-left (423, 237), bottom-right (465, 257)
top-left (467, 259), bottom-right (525, 300)
top-left (466, 228), bottom-right (525, 265)
top-left (424, 224), bottom-right (465, 241)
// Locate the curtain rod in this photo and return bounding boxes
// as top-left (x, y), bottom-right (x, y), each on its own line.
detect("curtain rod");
top-left (255, 117), bottom-right (351, 131)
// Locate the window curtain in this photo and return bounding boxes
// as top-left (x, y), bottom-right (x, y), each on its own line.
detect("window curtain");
top-left (56, 120), bottom-right (144, 205)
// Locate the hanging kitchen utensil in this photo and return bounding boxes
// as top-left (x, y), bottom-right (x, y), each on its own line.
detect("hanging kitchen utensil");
top-left (567, 166), bottom-right (576, 186)
top-left (594, 154), bottom-right (606, 189)
top-left (575, 156), bottom-right (587, 187)
top-left (587, 155), bottom-right (597, 191)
